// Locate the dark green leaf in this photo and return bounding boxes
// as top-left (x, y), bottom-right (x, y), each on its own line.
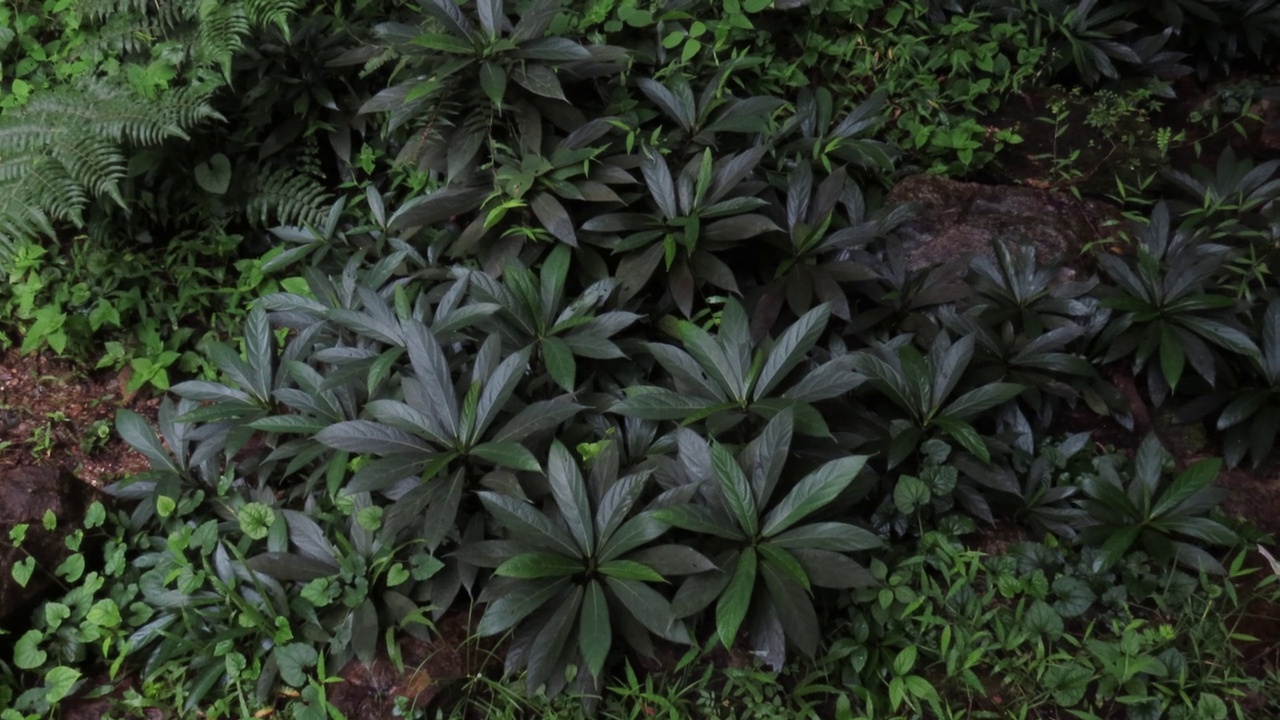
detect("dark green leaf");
top-left (716, 547), bottom-right (757, 649)
top-left (942, 382), bottom-right (1023, 420)
top-left (548, 441), bottom-right (594, 554)
top-left (612, 387), bottom-right (715, 420)
top-left (579, 580), bottom-right (611, 679)
top-left (471, 441), bottom-right (542, 471)
top-left (116, 409), bottom-right (178, 473)
top-left (492, 396), bottom-right (583, 443)
top-left (760, 555), bottom-right (819, 657)
top-left (477, 491), bottom-right (579, 557)
top-left (712, 441), bottom-right (757, 536)
top-left (755, 304), bottom-right (829, 401)
top-left (605, 577), bottom-right (688, 644)
top-left (652, 505), bottom-right (743, 541)
top-left (531, 192), bottom-right (577, 246)
top-left (316, 420), bottom-right (433, 455)
top-left (542, 337), bottom-right (576, 392)
top-left (770, 522), bottom-right (881, 552)
top-left (762, 456), bottom-right (867, 536)
top-left (390, 186), bottom-right (487, 230)
top-left (495, 552), bottom-right (583, 579)
top-left (627, 545), bottom-right (717, 575)
top-left (599, 559), bottom-right (665, 582)
top-left (477, 578), bottom-right (571, 636)
top-left (640, 145), bottom-right (678, 218)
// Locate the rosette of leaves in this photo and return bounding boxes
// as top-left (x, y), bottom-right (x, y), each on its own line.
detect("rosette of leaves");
top-left (1076, 435), bottom-right (1238, 574)
top-left (162, 306), bottom-right (362, 493)
top-left (938, 308), bottom-right (1097, 437)
top-left (463, 441), bottom-right (701, 696)
top-left (838, 237), bottom-right (969, 338)
top-left (849, 331), bottom-right (1024, 468)
top-left (112, 399), bottom-right (223, 520)
top-left (1030, 0), bottom-right (1142, 85)
top-left (443, 117), bottom-right (632, 260)
top-left (634, 65), bottom-right (785, 148)
top-left (655, 410), bottom-right (881, 669)
top-left (1162, 147), bottom-right (1280, 241)
top-left (777, 87), bottom-right (897, 175)
top-left (613, 299), bottom-right (863, 437)
top-left (243, 491), bottom-right (449, 675)
top-left (976, 433), bottom-right (1091, 539)
top-left (1177, 297), bottom-right (1280, 468)
top-left (580, 143), bottom-right (778, 315)
top-left (314, 317), bottom-right (582, 489)
top-left (966, 241), bottom-right (1098, 335)
top-left (459, 245), bottom-right (640, 392)
top-left (754, 164), bottom-right (909, 329)
top-left (356, 0), bottom-right (626, 175)
top-left (1094, 203), bottom-right (1259, 405)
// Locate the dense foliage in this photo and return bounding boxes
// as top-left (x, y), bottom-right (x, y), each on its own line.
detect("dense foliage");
top-left (2, 0), bottom-right (1280, 718)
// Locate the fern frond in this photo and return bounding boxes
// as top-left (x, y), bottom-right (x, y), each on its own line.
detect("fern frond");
top-left (22, 158), bottom-right (89, 224)
top-left (245, 166), bottom-right (330, 228)
top-left (0, 185), bottom-right (54, 262)
top-left (44, 135), bottom-right (127, 209)
top-left (193, 5), bottom-right (251, 71)
top-left (245, 0), bottom-right (301, 36)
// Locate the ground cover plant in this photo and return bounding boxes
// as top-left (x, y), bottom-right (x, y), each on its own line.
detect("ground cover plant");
top-left (2, 0), bottom-right (1280, 718)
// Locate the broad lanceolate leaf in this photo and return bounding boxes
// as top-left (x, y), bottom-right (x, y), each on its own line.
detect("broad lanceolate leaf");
top-left (470, 441), bottom-right (542, 471)
top-left (403, 321), bottom-right (460, 440)
top-left (761, 456), bottom-right (869, 537)
top-left (116, 409), bottom-right (179, 474)
top-left (315, 420), bottom-right (434, 455)
top-left (755, 304), bottom-right (830, 401)
top-left (716, 547), bottom-right (757, 649)
top-left (477, 491), bottom-right (580, 558)
top-left (941, 382), bottom-right (1024, 421)
top-left (495, 552), bottom-right (583, 579)
top-left (652, 505), bottom-right (744, 541)
top-left (605, 576), bottom-right (689, 644)
top-left (579, 580), bottom-right (611, 679)
top-left (712, 441), bottom-right (757, 537)
top-left (612, 387), bottom-right (716, 420)
top-left (548, 441), bottom-right (594, 555)
top-left (477, 578), bottom-right (572, 636)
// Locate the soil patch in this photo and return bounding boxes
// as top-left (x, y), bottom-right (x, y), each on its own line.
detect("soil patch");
top-left (0, 349), bottom-right (155, 485)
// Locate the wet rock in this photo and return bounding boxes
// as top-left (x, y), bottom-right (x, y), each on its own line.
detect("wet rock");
top-left (0, 465), bottom-right (93, 625)
top-left (887, 174), bottom-right (1122, 278)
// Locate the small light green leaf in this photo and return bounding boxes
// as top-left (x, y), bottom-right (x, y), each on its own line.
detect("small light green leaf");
top-left (86, 599), bottom-right (122, 628)
top-left (14, 630), bottom-right (47, 669)
top-left (893, 475), bottom-right (930, 514)
top-left (194, 153), bottom-right (232, 194)
top-left (12, 556), bottom-right (35, 587)
top-left (44, 603), bottom-right (71, 629)
top-left (274, 643), bottom-right (318, 687)
top-left (893, 645), bottom-right (917, 676)
top-left (386, 563), bottom-right (411, 587)
top-left (238, 502), bottom-right (276, 540)
top-left (44, 666), bottom-right (81, 703)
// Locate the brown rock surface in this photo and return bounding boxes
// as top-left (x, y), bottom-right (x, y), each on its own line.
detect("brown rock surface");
top-left (887, 174), bottom-right (1122, 277)
top-left (0, 465), bottom-right (93, 625)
